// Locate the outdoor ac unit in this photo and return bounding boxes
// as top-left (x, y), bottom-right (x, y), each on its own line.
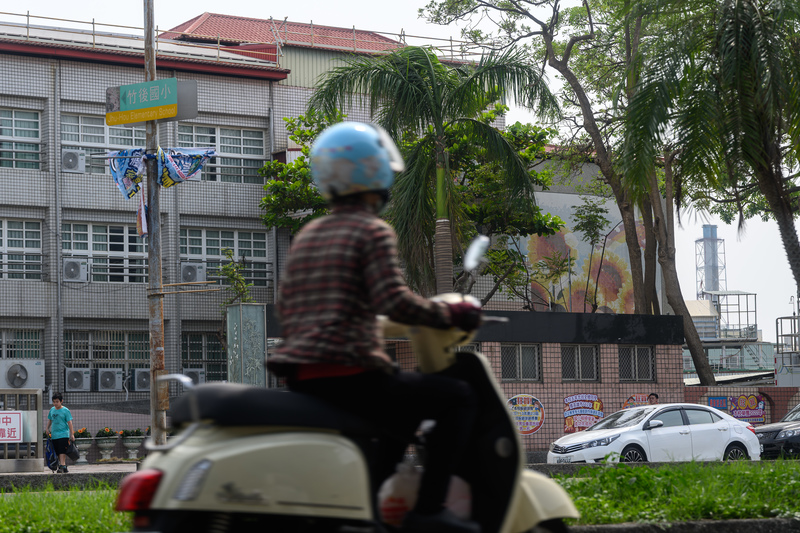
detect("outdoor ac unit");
top-left (63, 258), bottom-right (89, 282)
top-left (65, 368), bottom-right (92, 392)
top-left (0, 360), bottom-right (45, 390)
top-left (132, 368), bottom-right (151, 392)
top-left (183, 368), bottom-right (206, 387)
top-left (94, 368), bottom-right (124, 392)
top-left (180, 262), bottom-right (206, 283)
top-left (61, 149), bottom-right (86, 174)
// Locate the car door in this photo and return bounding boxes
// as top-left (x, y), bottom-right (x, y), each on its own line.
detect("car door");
top-left (685, 407), bottom-right (728, 460)
top-left (645, 408), bottom-right (693, 462)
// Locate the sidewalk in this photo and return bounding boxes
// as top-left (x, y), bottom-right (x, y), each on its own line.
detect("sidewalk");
top-left (0, 462), bottom-right (136, 490)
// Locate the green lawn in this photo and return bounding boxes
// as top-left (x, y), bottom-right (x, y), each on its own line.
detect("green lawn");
top-left (558, 459), bottom-right (800, 525)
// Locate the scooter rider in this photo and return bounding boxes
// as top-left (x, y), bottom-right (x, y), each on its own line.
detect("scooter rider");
top-left (268, 122), bottom-right (482, 533)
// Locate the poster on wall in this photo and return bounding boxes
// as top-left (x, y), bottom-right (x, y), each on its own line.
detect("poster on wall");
top-left (506, 394), bottom-right (545, 435)
top-left (564, 394), bottom-right (604, 433)
top-left (727, 394), bottom-right (765, 425)
top-left (622, 394), bottom-right (649, 409)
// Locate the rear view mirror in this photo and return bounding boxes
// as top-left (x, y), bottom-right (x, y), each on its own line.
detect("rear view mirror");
top-left (645, 419), bottom-right (664, 430)
top-left (464, 236), bottom-right (490, 272)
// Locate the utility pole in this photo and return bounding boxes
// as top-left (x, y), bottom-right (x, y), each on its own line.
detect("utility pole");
top-left (144, 0), bottom-right (168, 446)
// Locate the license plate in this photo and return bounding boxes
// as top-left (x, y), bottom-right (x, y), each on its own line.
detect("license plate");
top-left (556, 457), bottom-right (572, 463)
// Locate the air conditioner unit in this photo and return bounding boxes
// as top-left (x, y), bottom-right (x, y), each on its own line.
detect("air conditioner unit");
top-left (180, 262), bottom-right (206, 283)
top-left (94, 368), bottom-right (124, 392)
top-left (0, 360), bottom-right (45, 390)
top-left (183, 368), bottom-right (206, 387)
top-left (63, 258), bottom-right (89, 282)
top-left (61, 149), bottom-right (86, 174)
top-left (65, 368), bottom-right (92, 392)
top-left (132, 368), bottom-right (151, 392)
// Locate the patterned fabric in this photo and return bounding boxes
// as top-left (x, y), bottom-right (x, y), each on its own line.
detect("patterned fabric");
top-left (269, 204), bottom-right (452, 374)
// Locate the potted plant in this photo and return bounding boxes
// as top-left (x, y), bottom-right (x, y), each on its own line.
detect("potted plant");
top-left (73, 427), bottom-right (92, 464)
top-left (95, 427), bottom-right (118, 460)
top-left (120, 428), bottom-right (145, 459)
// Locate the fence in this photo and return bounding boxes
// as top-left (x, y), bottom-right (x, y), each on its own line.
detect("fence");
top-left (0, 388), bottom-right (43, 473)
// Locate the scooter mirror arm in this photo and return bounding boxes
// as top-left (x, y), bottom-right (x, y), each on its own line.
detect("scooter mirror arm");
top-left (144, 421), bottom-right (203, 452)
top-left (158, 373), bottom-right (201, 422)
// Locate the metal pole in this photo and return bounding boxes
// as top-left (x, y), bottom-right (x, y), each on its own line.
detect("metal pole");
top-left (144, 0), bottom-right (168, 446)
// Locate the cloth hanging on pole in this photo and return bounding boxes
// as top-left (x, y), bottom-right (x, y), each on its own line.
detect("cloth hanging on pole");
top-left (157, 147), bottom-right (215, 187)
top-left (137, 193), bottom-right (148, 238)
top-left (108, 148), bottom-right (146, 199)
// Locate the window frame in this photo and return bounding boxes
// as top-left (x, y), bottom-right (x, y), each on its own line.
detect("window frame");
top-left (500, 343), bottom-right (542, 382)
top-left (0, 109), bottom-right (41, 169)
top-left (618, 344), bottom-right (656, 382)
top-left (60, 113), bottom-right (145, 174)
top-left (561, 344), bottom-right (599, 382)
top-left (177, 123), bottom-right (266, 183)
top-left (0, 219), bottom-right (43, 280)
top-left (179, 227), bottom-right (270, 286)
top-left (63, 330), bottom-right (150, 375)
top-left (181, 332), bottom-right (226, 382)
top-left (62, 222), bottom-right (148, 283)
top-left (0, 329), bottom-right (42, 359)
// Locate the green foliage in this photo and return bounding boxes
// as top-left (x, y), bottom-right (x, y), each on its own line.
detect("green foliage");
top-left (259, 110), bottom-right (344, 233)
top-left (119, 428), bottom-right (143, 438)
top-left (0, 485), bottom-right (130, 533)
top-left (218, 248), bottom-right (255, 309)
top-left (572, 196), bottom-right (610, 247)
top-left (559, 460), bottom-right (800, 525)
top-left (94, 427), bottom-right (116, 438)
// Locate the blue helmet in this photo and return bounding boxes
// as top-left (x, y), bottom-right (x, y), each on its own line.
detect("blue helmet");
top-left (310, 122), bottom-right (405, 200)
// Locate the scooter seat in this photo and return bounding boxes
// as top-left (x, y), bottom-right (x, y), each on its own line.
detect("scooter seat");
top-left (170, 382), bottom-right (378, 437)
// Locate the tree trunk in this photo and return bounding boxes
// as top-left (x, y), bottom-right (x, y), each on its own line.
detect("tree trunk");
top-left (435, 218), bottom-right (453, 294)
top-left (641, 197), bottom-right (660, 315)
top-left (655, 156), bottom-right (716, 385)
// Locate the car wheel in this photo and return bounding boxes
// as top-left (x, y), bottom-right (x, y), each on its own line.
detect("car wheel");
top-left (620, 445), bottom-right (647, 463)
top-left (724, 443), bottom-right (748, 461)
top-left (531, 518), bottom-right (571, 533)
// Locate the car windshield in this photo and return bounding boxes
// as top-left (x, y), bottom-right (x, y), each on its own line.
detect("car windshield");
top-left (585, 406), bottom-right (657, 430)
top-left (783, 403), bottom-right (800, 422)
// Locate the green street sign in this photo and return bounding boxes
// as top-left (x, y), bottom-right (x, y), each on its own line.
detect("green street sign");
top-left (106, 78), bottom-right (178, 125)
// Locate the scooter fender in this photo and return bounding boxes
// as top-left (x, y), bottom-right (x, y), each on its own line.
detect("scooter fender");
top-left (508, 470), bottom-right (579, 533)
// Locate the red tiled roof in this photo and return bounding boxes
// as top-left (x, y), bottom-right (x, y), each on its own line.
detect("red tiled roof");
top-left (163, 13), bottom-right (403, 53)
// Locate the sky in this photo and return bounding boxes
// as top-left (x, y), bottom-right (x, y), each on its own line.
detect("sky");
top-left (14, 1), bottom-right (798, 342)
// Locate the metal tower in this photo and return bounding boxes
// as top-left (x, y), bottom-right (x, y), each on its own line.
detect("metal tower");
top-left (695, 224), bottom-right (727, 300)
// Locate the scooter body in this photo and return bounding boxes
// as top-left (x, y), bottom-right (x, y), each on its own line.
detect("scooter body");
top-left (117, 297), bottom-right (578, 533)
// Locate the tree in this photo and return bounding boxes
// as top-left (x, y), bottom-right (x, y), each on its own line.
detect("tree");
top-left (421, 0), bottom-right (718, 384)
top-left (307, 45), bottom-right (560, 294)
top-left (259, 110), bottom-right (344, 233)
top-left (624, 0), bottom-right (800, 295)
top-left (572, 196), bottom-right (610, 312)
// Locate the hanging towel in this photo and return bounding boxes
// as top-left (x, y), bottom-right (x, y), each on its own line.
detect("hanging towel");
top-left (109, 148), bottom-right (146, 199)
top-left (157, 147), bottom-right (215, 187)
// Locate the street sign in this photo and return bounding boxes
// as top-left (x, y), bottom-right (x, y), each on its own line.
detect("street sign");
top-left (106, 80), bottom-right (198, 127)
top-left (106, 78), bottom-right (178, 125)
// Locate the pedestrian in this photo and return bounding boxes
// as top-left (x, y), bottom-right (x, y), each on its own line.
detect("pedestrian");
top-left (648, 392), bottom-right (659, 405)
top-left (268, 122), bottom-right (482, 533)
top-left (46, 392), bottom-right (75, 473)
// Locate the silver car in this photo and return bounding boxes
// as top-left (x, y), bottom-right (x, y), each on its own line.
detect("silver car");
top-left (547, 403), bottom-right (761, 463)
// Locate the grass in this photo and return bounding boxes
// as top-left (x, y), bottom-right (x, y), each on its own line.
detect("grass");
top-left (0, 482), bottom-right (131, 533)
top-left (557, 459), bottom-right (800, 526)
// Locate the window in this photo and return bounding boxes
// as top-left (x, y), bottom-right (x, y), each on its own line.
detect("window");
top-left (62, 223), bottom-right (148, 283)
top-left (178, 124), bottom-right (266, 183)
top-left (653, 409), bottom-right (685, 428)
top-left (685, 408), bottom-right (721, 425)
top-left (619, 345), bottom-right (655, 382)
top-left (0, 109), bottom-right (40, 169)
top-left (561, 345), bottom-right (598, 381)
top-left (180, 228), bottom-right (270, 286)
top-left (181, 333), bottom-right (226, 382)
top-left (60, 114), bottom-right (145, 174)
top-left (501, 343), bottom-right (541, 381)
top-left (0, 330), bottom-right (41, 359)
top-left (64, 330), bottom-right (149, 373)
top-left (0, 219), bottom-right (42, 280)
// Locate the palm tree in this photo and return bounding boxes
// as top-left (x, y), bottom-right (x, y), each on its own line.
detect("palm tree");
top-left (308, 46), bottom-right (559, 294)
top-left (624, 0), bottom-right (800, 291)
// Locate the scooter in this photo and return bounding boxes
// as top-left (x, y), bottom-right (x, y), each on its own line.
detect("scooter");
top-left (116, 241), bottom-right (579, 533)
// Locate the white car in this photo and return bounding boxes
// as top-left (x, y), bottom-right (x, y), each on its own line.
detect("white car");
top-left (546, 402), bottom-right (761, 464)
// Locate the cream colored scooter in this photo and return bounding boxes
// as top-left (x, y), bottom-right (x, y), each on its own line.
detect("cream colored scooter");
top-left (116, 241), bottom-right (579, 533)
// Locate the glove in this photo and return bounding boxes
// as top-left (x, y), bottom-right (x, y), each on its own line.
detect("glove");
top-left (446, 300), bottom-right (482, 331)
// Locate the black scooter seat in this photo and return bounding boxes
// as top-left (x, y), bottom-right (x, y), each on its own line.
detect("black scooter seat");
top-left (170, 382), bottom-right (377, 437)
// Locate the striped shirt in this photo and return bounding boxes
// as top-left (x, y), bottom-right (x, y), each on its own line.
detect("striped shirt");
top-left (269, 204), bottom-right (451, 374)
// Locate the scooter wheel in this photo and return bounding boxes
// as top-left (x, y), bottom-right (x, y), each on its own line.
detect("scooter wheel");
top-left (530, 518), bottom-right (571, 533)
